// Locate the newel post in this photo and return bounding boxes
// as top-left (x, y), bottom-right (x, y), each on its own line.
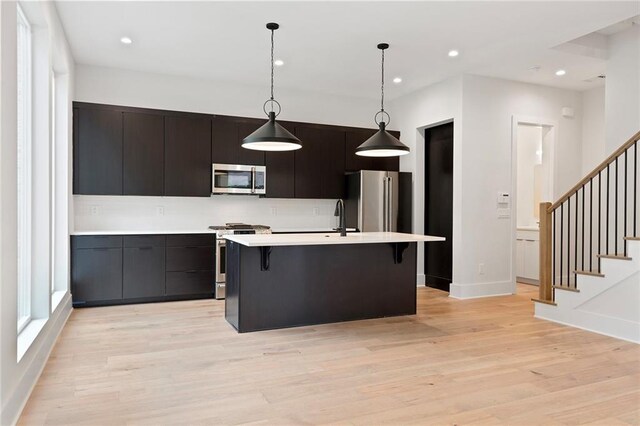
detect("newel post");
top-left (539, 202), bottom-right (553, 302)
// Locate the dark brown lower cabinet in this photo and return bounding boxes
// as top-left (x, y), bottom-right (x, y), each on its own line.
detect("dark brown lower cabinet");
top-left (72, 247), bottom-right (123, 304)
top-left (123, 246), bottom-right (166, 299)
top-left (71, 234), bottom-right (215, 307)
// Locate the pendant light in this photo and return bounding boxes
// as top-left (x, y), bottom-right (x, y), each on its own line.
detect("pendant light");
top-left (356, 43), bottom-right (410, 157)
top-left (242, 23), bottom-right (302, 151)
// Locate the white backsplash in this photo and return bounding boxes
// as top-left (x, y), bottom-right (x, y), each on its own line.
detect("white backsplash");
top-left (74, 195), bottom-right (341, 232)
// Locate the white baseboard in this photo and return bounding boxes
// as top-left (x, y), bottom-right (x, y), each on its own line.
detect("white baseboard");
top-left (535, 303), bottom-right (640, 344)
top-left (416, 274), bottom-right (425, 286)
top-left (449, 280), bottom-right (515, 299)
top-left (2, 293), bottom-right (72, 426)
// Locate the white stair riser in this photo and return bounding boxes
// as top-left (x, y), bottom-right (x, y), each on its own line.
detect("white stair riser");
top-left (535, 240), bottom-right (640, 343)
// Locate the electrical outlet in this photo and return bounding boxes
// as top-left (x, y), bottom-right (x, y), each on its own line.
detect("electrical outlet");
top-left (156, 206), bottom-right (165, 216)
top-left (478, 263), bottom-right (485, 275)
top-left (270, 207), bottom-right (277, 216)
top-left (312, 207), bottom-right (319, 216)
top-left (89, 205), bottom-right (99, 216)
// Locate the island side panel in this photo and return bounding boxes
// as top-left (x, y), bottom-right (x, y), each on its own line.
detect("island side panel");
top-left (225, 240), bottom-right (240, 331)
top-left (235, 242), bottom-right (417, 333)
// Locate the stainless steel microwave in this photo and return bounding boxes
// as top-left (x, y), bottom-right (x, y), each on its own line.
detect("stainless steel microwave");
top-left (212, 164), bottom-right (266, 195)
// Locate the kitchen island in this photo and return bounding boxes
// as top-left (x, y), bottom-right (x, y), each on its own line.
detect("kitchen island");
top-left (223, 232), bottom-right (445, 332)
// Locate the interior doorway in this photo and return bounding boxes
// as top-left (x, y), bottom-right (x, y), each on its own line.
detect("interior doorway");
top-left (424, 122), bottom-right (453, 292)
top-left (512, 118), bottom-right (555, 288)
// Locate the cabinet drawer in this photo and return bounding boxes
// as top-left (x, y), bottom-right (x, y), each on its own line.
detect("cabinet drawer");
top-left (124, 235), bottom-right (166, 248)
top-left (166, 234), bottom-right (215, 247)
top-left (166, 271), bottom-right (214, 296)
top-left (166, 246), bottom-right (215, 271)
top-left (72, 235), bottom-right (123, 249)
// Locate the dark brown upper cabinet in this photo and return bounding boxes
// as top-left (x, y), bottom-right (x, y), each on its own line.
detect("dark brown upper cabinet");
top-left (211, 117), bottom-right (265, 166)
top-left (265, 120), bottom-right (296, 199)
top-left (123, 112), bottom-right (165, 196)
top-left (345, 128), bottom-right (400, 172)
top-left (294, 125), bottom-right (346, 199)
top-left (164, 115), bottom-right (212, 197)
top-left (74, 107), bottom-right (123, 195)
top-left (73, 102), bottom-right (400, 200)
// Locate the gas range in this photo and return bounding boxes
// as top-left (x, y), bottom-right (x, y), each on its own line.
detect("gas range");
top-left (208, 223), bottom-right (272, 237)
top-left (209, 224), bottom-right (271, 301)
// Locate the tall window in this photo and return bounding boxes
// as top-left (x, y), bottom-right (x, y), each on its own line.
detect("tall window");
top-left (17, 4), bottom-right (32, 333)
top-left (50, 72), bottom-right (56, 295)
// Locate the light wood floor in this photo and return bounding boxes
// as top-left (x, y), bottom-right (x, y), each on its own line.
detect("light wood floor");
top-left (20, 284), bottom-right (640, 425)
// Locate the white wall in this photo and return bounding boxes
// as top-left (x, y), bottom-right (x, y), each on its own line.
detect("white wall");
top-left (389, 76), bottom-right (463, 286)
top-left (0, 2), bottom-right (74, 424)
top-left (390, 73), bottom-right (584, 298)
top-left (581, 86), bottom-right (605, 174)
top-left (456, 74), bottom-right (583, 298)
top-left (605, 25), bottom-right (640, 153)
top-left (75, 64), bottom-right (380, 128)
top-left (73, 65), bottom-right (389, 233)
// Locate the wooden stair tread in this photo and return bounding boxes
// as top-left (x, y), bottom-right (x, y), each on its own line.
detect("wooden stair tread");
top-left (574, 270), bottom-right (604, 278)
top-left (553, 285), bottom-right (580, 292)
top-left (531, 298), bottom-right (557, 306)
top-left (624, 236), bottom-right (640, 241)
top-left (597, 254), bottom-right (632, 260)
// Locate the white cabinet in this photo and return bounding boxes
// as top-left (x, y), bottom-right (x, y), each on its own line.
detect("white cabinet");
top-left (516, 229), bottom-right (539, 283)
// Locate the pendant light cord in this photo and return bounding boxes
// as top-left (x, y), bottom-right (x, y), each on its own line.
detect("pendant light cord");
top-left (380, 48), bottom-right (385, 114)
top-left (270, 28), bottom-right (275, 107)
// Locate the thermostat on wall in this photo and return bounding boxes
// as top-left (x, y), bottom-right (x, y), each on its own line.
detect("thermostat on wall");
top-left (497, 192), bottom-right (510, 206)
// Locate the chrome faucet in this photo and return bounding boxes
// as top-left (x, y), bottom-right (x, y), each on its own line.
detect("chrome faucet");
top-left (334, 199), bottom-right (347, 237)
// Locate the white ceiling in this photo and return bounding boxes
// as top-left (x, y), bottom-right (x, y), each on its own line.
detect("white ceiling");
top-left (54, 1), bottom-right (640, 100)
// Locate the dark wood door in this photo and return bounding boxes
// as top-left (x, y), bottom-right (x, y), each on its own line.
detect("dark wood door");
top-left (345, 128), bottom-right (400, 172)
top-left (265, 120), bottom-right (295, 198)
top-left (212, 117), bottom-right (265, 166)
top-left (295, 125), bottom-right (345, 199)
top-left (424, 122), bottom-right (454, 292)
top-left (72, 248), bottom-right (123, 304)
top-left (164, 115), bottom-right (212, 197)
top-left (123, 112), bottom-right (164, 196)
top-left (75, 107), bottom-right (123, 195)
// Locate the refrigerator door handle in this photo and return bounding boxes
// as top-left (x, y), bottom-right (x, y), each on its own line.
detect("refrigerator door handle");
top-left (382, 176), bottom-right (388, 232)
top-left (387, 176), bottom-right (393, 231)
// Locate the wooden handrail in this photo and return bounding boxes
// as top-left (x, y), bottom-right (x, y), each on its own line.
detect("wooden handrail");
top-left (549, 129), bottom-right (640, 211)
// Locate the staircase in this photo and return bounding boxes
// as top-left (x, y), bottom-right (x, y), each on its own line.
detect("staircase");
top-left (533, 130), bottom-right (640, 343)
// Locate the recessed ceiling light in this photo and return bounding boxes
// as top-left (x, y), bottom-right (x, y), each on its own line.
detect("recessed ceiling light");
top-left (393, 77), bottom-right (402, 84)
top-left (120, 36), bottom-right (132, 45)
top-left (448, 50), bottom-right (459, 57)
top-left (274, 59), bottom-right (284, 66)
top-left (555, 69), bottom-right (566, 76)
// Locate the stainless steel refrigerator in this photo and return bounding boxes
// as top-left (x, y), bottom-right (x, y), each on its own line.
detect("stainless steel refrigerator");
top-left (345, 171), bottom-right (412, 233)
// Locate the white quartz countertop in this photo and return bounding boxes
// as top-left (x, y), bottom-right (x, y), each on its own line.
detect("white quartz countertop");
top-left (271, 227), bottom-right (358, 233)
top-left (224, 232), bottom-right (446, 247)
top-left (71, 229), bottom-right (218, 236)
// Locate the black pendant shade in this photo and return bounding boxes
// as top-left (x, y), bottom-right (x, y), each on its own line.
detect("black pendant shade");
top-left (242, 111), bottom-right (302, 151)
top-left (355, 122), bottom-right (409, 157)
top-left (242, 22), bottom-right (301, 152)
top-left (356, 43), bottom-right (410, 158)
